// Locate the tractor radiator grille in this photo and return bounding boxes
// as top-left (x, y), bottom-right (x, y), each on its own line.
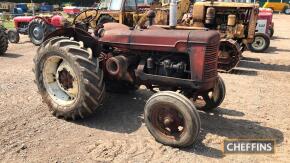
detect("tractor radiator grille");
top-left (203, 42), bottom-right (219, 80)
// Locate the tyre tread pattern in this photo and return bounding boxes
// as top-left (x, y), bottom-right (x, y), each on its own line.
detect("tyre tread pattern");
top-left (34, 37), bottom-right (105, 119)
top-left (0, 28), bottom-right (8, 55)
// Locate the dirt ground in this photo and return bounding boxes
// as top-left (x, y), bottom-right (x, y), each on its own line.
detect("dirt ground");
top-left (0, 14), bottom-right (290, 163)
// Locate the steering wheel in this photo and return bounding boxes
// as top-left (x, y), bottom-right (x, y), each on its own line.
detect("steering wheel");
top-left (73, 9), bottom-right (98, 25)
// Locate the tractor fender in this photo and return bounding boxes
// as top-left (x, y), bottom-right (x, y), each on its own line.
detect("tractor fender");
top-left (44, 27), bottom-right (99, 56)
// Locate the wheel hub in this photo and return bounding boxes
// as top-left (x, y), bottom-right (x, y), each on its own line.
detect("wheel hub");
top-left (252, 36), bottom-right (265, 50)
top-left (58, 68), bottom-right (74, 90)
top-left (32, 26), bottom-right (43, 39)
top-left (154, 107), bottom-right (185, 136)
top-left (43, 56), bottom-right (79, 106)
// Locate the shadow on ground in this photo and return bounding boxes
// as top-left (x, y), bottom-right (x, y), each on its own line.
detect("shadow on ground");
top-left (239, 60), bottom-right (290, 72)
top-left (73, 90), bottom-right (284, 159)
top-left (0, 53), bottom-right (23, 58)
top-left (271, 36), bottom-right (289, 40)
top-left (75, 90), bottom-right (153, 133)
top-left (265, 47), bottom-right (290, 54)
top-left (228, 69), bottom-right (258, 76)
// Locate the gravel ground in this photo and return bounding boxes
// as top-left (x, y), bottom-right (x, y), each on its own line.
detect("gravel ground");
top-left (0, 14), bottom-right (290, 162)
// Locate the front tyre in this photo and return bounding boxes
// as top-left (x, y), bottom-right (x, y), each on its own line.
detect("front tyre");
top-left (248, 33), bottom-right (270, 53)
top-left (144, 91), bottom-right (201, 147)
top-left (34, 37), bottom-right (105, 120)
top-left (7, 28), bottom-right (20, 43)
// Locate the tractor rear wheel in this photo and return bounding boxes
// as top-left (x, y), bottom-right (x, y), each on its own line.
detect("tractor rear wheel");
top-left (34, 37), bottom-right (105, 120)
top-left (144, 91), bottom-right (201, 147)
top-left (28, 18), bottom-right (48, 46)
top-left (7, 28), bottom-right (20, 43)
top-left (218, 39), bottom-right (241, 72)
top-left (0, 28), bottom-right (8, 55)
top-left (248, 33), bottom-right (270, 53)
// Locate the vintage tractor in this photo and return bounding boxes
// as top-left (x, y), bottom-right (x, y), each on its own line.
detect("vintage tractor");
top-left (33, 9), bottom-right (226, 147)
top-left (248, 8), bottom-right (273, 53)
top-left (7, 14), bottom-right (67, 46)
top-left (75, 0), bottom-right (140, 27)
top-left (263, 1), bottom-right (290, 14)
top-left (0, 26), bottom-right (8, 56)
top-left (74, 0), bottom-right (162, 28)
top-left (151, 1), bottom-right (260, 71)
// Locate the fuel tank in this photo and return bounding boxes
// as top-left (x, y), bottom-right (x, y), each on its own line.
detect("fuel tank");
top-left (99, 23), bottom-right (220, 53)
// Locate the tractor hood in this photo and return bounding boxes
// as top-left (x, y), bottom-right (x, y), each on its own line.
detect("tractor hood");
top-left (13, 16), bottom-right (34, 23)
top-left (99, 23), bottom-right (220, 52)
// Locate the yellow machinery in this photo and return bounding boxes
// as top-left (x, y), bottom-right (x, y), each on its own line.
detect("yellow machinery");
top-left (263, 2), bottom-right (290, 14)
top-left (152, 1), bottom-right (259, 71)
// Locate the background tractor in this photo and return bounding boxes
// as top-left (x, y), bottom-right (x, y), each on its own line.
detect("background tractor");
top-left (33, 9), bottom-right (226, 147)
top-left (151, 1), bottom-right (260, 71)
top-left (74, 0), bottom-right (142, 27)
top-left (0, 26), bottom-right (8, 56)
top-left (263, 1), bottom-right (290, 14)
top-left (7, 14), bottom-right (68, 46)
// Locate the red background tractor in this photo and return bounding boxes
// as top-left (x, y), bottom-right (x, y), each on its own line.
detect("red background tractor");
top-left (7, 14), bottom-right (67, 46)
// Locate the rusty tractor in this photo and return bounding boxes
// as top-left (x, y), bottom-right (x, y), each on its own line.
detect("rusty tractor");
top-left (0, 26), bottom-right (8, 56)
top-left (33, 9), bottom-right (226, 147)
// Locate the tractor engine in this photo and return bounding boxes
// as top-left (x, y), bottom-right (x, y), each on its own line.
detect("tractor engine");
top-left (98, 23), bottom-right (220, 91)
top-left (146, 56), bottom-right (188, 79)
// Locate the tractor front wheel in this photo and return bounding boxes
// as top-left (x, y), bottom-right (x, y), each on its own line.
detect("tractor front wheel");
top-left (0, 28), bottom-right (8, 55)
top-left (28, 18), bottom-right (48, 46)
top-left (284, 8), bottom-right (290, 15)
top-left (7, 29), bottom-right (20, 43)
top-left (34, 37), bottom-right (106, 120)
top-left (144, 91), bottom-right (201, 147)
top-left (248, 33), bottom-right (270, 53)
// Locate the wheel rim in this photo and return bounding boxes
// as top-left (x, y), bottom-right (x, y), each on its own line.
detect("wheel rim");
top-left (150, 104), bottom-right (186, 139)
top-left (43, 56), bottom-right (79, 106)
top-left (8, 32), bottom-right (16, 42)
top-left (252, 36), bottom-right (266, 50)
top-left (30, 24), bottom-right (44, 43)
top-left (285, 9), bottom-right (290, 14)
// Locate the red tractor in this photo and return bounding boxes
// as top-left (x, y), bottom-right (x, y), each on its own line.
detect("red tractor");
top-left (7, 14), bottom-right (67, 46)
top-left (33, 10), bottom-right (226, 147)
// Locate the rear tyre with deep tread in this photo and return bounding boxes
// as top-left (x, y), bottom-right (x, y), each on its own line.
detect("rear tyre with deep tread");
top-left (34, 37), bottom-right (105, 120)
top-left (0, 28), bottom-right (8, 55)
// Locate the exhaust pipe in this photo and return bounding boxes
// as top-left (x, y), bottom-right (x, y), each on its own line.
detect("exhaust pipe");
top-left (169, 0), bottom-right (177, 27)
top-left (106, 55), bottom-right (136, 82)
